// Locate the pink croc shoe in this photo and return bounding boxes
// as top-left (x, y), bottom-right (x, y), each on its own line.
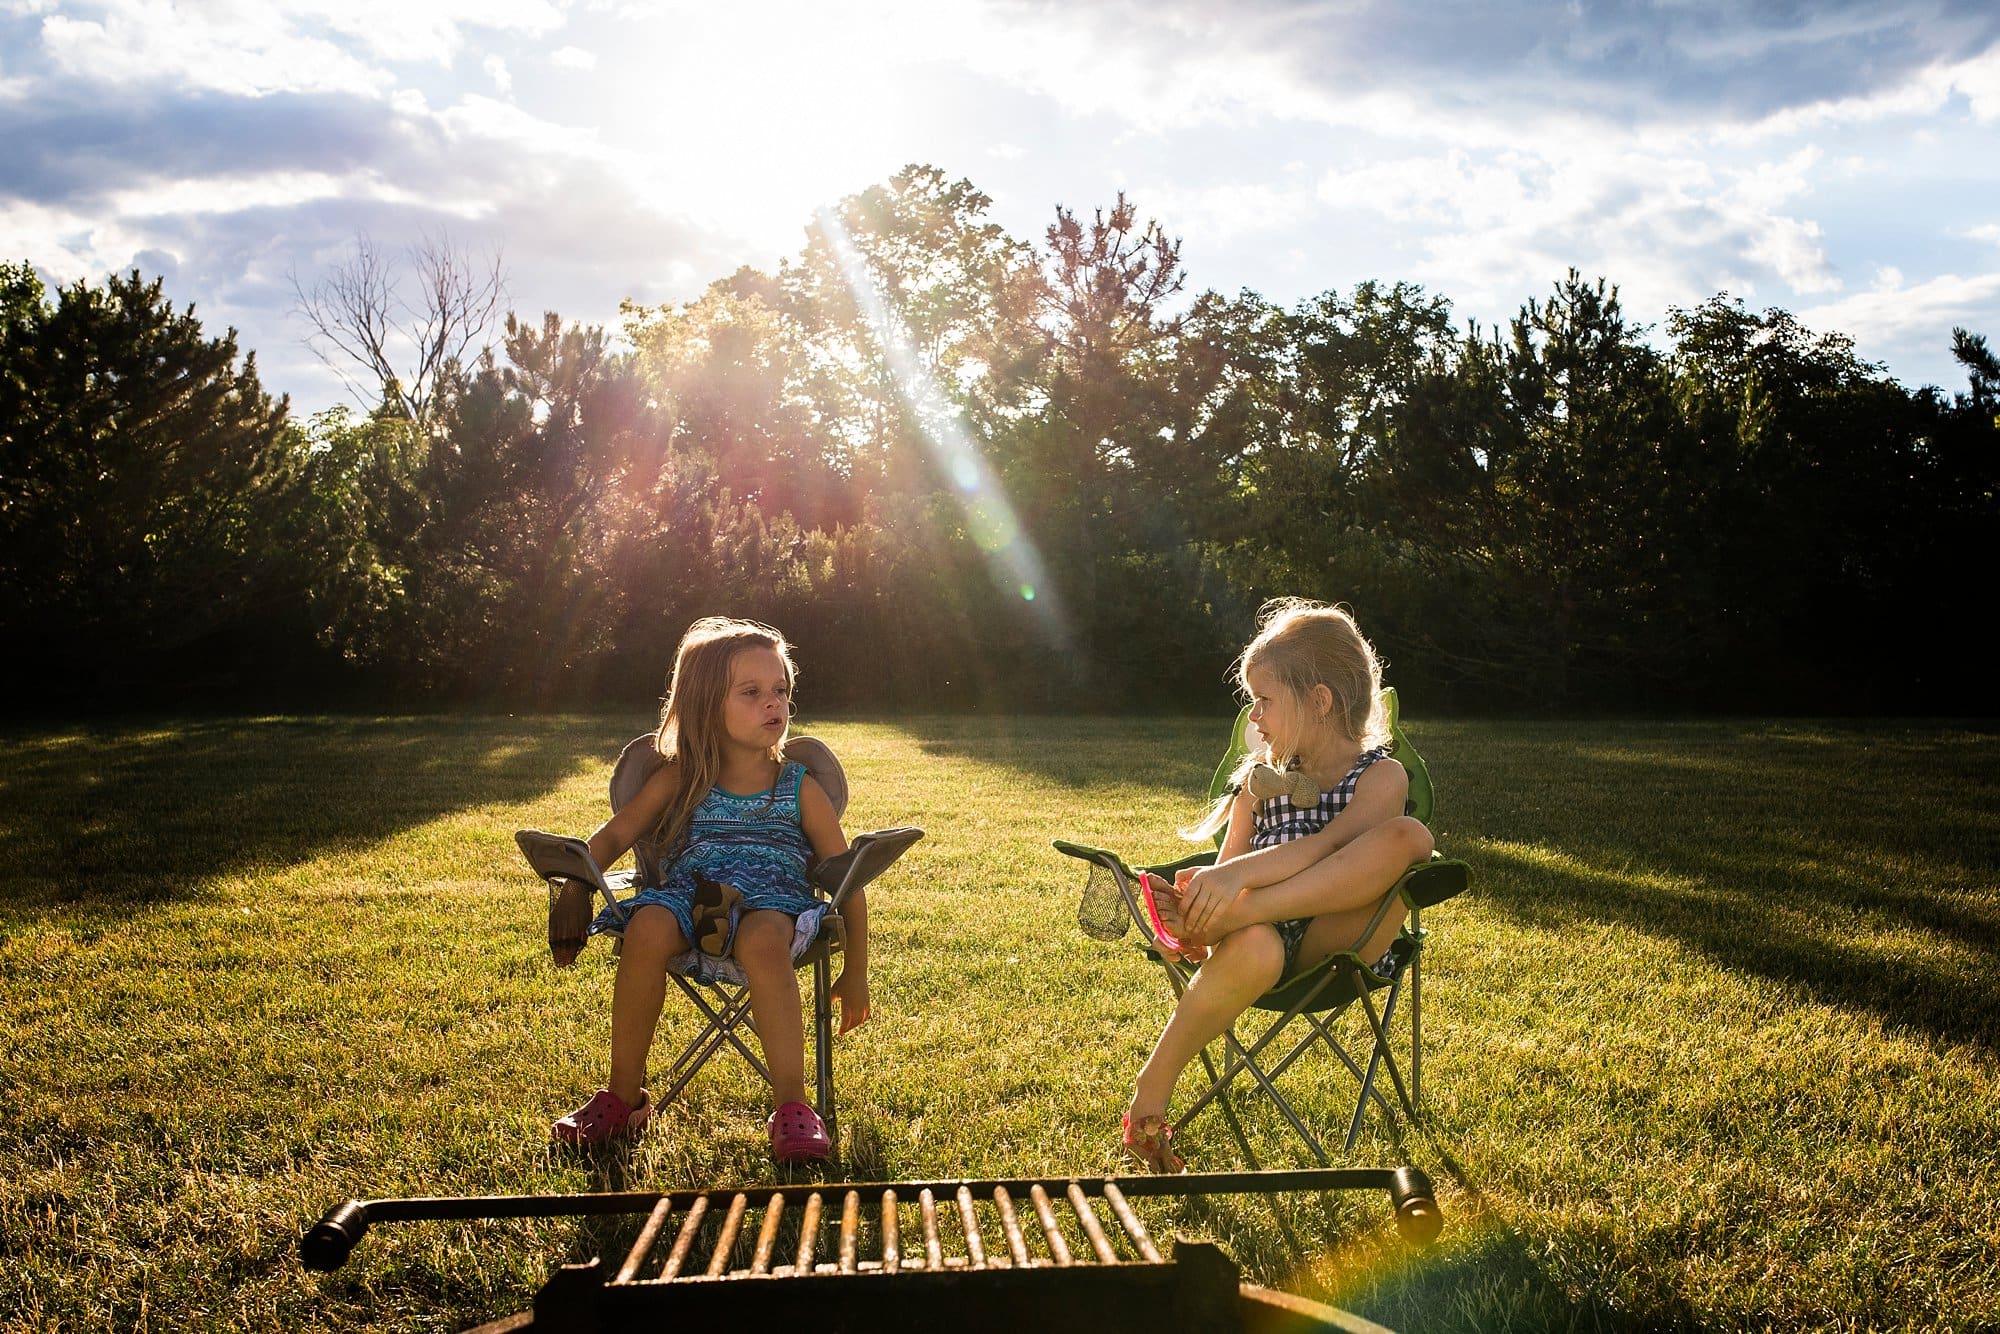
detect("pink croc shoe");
top-left (768, 1101), bottom-right (831, 1164)
top-left (551, 1087), bottom-right (651, 1145)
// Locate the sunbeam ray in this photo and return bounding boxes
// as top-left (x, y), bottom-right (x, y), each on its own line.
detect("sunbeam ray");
top-left (815, 207), bottom-right (1074, 655)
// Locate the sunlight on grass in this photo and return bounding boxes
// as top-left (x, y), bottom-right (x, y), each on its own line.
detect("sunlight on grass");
top-left (1, 713), bottom-right (1995, 1330)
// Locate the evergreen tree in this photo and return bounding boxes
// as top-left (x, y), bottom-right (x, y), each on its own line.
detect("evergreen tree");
top-left (0, 263), bottom-right (308, 701)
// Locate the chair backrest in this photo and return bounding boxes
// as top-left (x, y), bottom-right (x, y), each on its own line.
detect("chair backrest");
top-left (607, 733), bottom-right (852, 887)
top-left (1205, 687), bottom-right (1434, 831)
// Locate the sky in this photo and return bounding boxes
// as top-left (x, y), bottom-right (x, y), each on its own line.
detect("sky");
top-left (4, 0), bottom-right (1999, 413)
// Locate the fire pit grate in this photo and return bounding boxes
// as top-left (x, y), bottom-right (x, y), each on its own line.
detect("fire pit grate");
top-left (304, 1166), bottom-right (1442, 1333)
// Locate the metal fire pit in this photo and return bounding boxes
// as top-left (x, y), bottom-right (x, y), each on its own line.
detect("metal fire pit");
top-left (304, 1166), bottom-right (1441, 1333)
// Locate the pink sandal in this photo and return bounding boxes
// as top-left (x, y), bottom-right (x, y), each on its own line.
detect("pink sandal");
top-left (1121, 1111), bottom-right (1186, 1174)
top-left (551, 1087), bottom-right (651, 1145)
top-left (768, 1101), bottom-right (832, 1164)
top-left (1137, 872), bottom-right (1209, 964)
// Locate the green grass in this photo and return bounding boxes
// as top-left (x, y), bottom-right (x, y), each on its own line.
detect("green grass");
top-left (1, 714), bottom-right (1996, 1331)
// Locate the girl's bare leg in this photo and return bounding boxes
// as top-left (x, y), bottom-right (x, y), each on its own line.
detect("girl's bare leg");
top-left (610, 906), bottom-right (688, 1108)
top-left (734, 909), bottom-right (808, 1108)
top-left (1128, 923), bottom-right (1285, 1121)
top-left (1293, 899), bottom-right (1409, 978)
top-left (1189, 816), bottom-right (1432, 945)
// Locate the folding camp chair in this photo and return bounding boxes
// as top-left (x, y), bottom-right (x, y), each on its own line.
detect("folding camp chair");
top-left (1055, 689), bottom-right (1468, 1164)
top-left (527, 734), bottom-right (922, 1154)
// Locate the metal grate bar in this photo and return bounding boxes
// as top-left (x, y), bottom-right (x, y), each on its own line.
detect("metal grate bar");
top-left (1102, 1183), bottom-right (1162, 1264)
top-left (751, 1193), bottom-right (785, 1275)
top-left (881, 1189), bottom-right (901, 1274)
top-left (955, 1186), bottom-right (987, 1269)
top-left (838, 1190), bottom-right (861, 1274)
top-left (793, 1191), bottom-right (823, 1275)
top-left (660, 1195), bottom-right (709, 1279)
top-left (705, 1193), bottom-right (748, 1278)
top-left (992, 1186), bottom-right (1032, 1268)
top-left (1029, 1183), bottom-right (1073, 1266)
top-left (616, 1198), bottom-right (674, 1283)
top-left (919, 1188), bottom-right (943, 1271)
top-left (1066, 1182), bottom-right (1119, 1265)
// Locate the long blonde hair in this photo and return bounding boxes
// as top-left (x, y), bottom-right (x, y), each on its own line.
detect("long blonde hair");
top-left (1184, 598), bottom-right (1387, 841)
top-left (651, 616), bottom-right (796, 860)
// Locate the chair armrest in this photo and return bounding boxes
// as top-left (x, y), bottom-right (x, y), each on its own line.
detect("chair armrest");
top-left (1398, 856), bottom-right (1470, 909)
top-left (814, 827), bottom-right (924, 907)
top-left (1141, 849), bottom-right (1220, 878)
top-left (1052, 839), bottom-right (1218, 880)
top-left (1052, 838), bottom-right (1133, 875)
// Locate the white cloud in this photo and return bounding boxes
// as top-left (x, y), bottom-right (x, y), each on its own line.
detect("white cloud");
top-left (1954, 43), bottom-right (2000, 121)
top-left (298, 0), bottom-right (565, 65)
top-left (31, 0), bottom-right (570, 94)
top-left (107, 170), bottom-right (355, 217)
top-left (483, 53), bottom-right (511, 94)
top-left (1799, 268), bottom-right (2000, 363)
top-left (39, 5), bottom-right (391, 97)
top-left (549, 45), bottom-right (595, 70)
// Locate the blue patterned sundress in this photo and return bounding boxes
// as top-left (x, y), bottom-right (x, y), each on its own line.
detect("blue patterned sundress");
top-left (589, 761), bottom-right (828, 984)
top-left (1248, 746), bottom-right (1397, 981)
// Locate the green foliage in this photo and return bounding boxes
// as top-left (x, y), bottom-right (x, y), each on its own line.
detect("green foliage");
top-left (0, 262), bottom-right (312, 699)
top-left (7, 162), bottom-right (1997, 713)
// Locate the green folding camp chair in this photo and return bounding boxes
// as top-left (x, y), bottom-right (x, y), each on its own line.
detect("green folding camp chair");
top-left (1055, 688), bottom-right (1468, 1164)
top-left (523, 735), bottom-right (922, 1155)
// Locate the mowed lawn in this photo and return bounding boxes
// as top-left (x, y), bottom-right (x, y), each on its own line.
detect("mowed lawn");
top-left (1, 713), bottom-right (1995, 1332)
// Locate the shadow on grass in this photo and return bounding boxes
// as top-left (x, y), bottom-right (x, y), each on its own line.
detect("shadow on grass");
top-left (888, 716), bottom-right (1224, 794)
top-left (1437, 720), bottom-right (2000, 1052)
top-left (1338, 1215), bottom-right (1660, 1334)
top-left (0, 715), bottom-right (634, 916)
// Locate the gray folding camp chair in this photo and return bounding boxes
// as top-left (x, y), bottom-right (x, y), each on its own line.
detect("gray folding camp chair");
top-left (1055, 689), bottom-right (1468, 1164)
top-left (530, 734), bottom-right (922, 1154)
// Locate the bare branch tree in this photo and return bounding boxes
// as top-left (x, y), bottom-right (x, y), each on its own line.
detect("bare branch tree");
top-left (290, 228), bottom-right (506, 449)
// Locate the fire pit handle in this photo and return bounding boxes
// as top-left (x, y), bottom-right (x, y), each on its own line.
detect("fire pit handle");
top-left (301, 1200), bottom-right (370, 1271)
top-left (1388, 1166), bottom-right (1442, 1246)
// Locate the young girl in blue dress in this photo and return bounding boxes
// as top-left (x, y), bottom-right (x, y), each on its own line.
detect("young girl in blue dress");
top-left (547, 617), bottom-right (866, 1161)
top-left (1123, 598), bottom-right (1434, 1171)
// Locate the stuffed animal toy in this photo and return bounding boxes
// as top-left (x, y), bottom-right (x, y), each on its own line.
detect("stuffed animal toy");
top-left (687, 873), bottom-right (743, 956)
top-left (1246, 762), bottom-right (1321, 805)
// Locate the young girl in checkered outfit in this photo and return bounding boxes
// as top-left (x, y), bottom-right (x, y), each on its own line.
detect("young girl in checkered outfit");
top-left (1122, 599), bottom-right (1433, 1172)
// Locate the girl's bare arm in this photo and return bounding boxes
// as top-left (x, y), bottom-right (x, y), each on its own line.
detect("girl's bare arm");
top-left (805, 774), bottom-right (870, 1031)
top-left (1192, 759), bottom-right (1409, 897)
top-left (584, 761), bottom-right (680, 870)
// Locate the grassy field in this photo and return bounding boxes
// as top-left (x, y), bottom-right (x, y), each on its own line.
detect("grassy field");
top-left (1, 713), bottom-right (1995, 1332)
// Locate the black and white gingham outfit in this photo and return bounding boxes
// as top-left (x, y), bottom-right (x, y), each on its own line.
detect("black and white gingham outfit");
top-left (1248, 746), bottom-right (1396, 981)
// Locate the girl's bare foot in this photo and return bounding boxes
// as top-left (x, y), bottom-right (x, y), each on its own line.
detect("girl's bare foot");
top-left (549, 879), bottom-right (594, 968)
top-left (1150, 883), bottom-right (1210, 962)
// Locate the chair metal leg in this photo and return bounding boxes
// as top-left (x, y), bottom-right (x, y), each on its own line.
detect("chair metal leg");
top-left (1346, 973), bottom-right (1407, 1152)
top-left (1194, 1048), bottom-right (1260, 1168)
top-left (1350, 976), bottom-right (1418, 1143)
top-left (1175, 968), bottom-right (1341, 1126)
top-left (814, 954), bottom-right (838, 1153)
top-left (1410, 948), bottom-right (1423, 1110)
top-left (1176, 1017), bottom-right (1335, 1167)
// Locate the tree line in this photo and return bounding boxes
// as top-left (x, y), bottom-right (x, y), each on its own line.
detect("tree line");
top-left (4, 166), bottom-right (1995, 716)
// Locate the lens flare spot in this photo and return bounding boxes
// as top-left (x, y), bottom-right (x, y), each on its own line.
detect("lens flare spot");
top-left (969, 500), bottom-right (1017, 552)
top-left (1020, 584), bottom-right (1036, 601)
